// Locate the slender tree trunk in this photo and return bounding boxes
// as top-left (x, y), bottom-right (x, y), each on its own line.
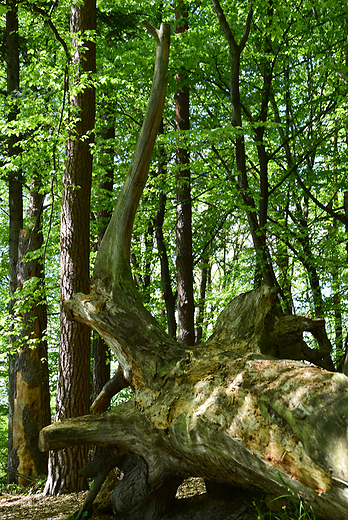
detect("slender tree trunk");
top-left (333, 270), bottom-right (342, 351)
top-left (253, 7), bottom-right (273, 287)
top-left (330, 148), bottom-right (342, 353)
top-left (143, 224), bottom-right (153, 301)
top-left (195, 256), bottom-right (210, 344)
top-left (6, 0), bottom-right (23, 485)
top-left (175, 1), bottom-right (194, 346)
top-left (44, 0), bottom-right (96, 495)
top-left (93, 120), bottom-right (114, 406)
top-left (290, 198), bottom-right (333, 369)
top-left (154, 193), bottom-right (177, 338)
top-left (296, 199), bottom-right (324, 316)
top-left (275, 200), bottom-right (294, 313)
top-left (154, 121), bottom-right (176, 338)
top-left (342, 191), bottom-right (348, 374)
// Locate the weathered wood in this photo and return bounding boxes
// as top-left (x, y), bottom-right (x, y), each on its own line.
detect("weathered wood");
top-left (93, 20), bottom-right (170, 295)
top-left (75, 451), bottom-right (121, 520)
top-left (91, 368), bottom-right (129, 414)
top-left (40, 284), bottom-right (348, 519)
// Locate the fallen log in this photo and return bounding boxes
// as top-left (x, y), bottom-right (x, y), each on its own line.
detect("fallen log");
top-left (39, 285), bottom-right (348, 520)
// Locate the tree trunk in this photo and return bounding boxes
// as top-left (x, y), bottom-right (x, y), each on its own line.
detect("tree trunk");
top-left (293, 199), bottom-right (334, 370)
top-left (154, 121), bottom-right (177, 338)
top-left (39, 21), bottom-right (348, 520)
top-left (7, 3), bottom-right (51, 486)
top-left (195, 257), bottom-right (209, 344)
top-left (44, 0), bottom-right (96, 495)
top-left (6, 0), bottom-right (23, 485)
top-left (13, 188), bottom-right (51, 486)
top-left (175, 1), bottom-right (194, 346)
top-left (342, 191), bottom-right (348, 374)
top-left (92, 117), bottom-right (114, 406)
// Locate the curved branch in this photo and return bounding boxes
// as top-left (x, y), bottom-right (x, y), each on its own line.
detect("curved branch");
top-left (240, 5), bottom-right (253, 51)
top-left (29, 4), bottom-right (70, 62)
top-left (93, 22), bottom-right (170, 296)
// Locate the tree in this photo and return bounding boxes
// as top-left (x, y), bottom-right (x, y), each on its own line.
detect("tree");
top-left (10, 184), bottom-right (51, 486)
top-left (211, 0), bottom-right (278, 291)
top-left (174, 0), bottom-right (194, 345)
top-left (92, 110), bottom-right (114, 407)
top-left (6, 0), bottom-right (23, 485)
top-left (5, 0), bottom-right (74, 485)
top-left (44, 0), bottom-right (96, 495)
top-left (39, 20), bottom-right (348, 520)
top-left (154, 121), bottom-right (177, 338)
top-left (5, 0), bottom-right (56, 484)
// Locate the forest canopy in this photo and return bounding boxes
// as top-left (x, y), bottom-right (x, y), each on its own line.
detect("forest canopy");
top-left (0, 0), bottom-right (347, 350)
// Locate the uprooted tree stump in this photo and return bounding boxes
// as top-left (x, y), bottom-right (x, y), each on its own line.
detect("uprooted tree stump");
top-left (39, 21), bottom-right (348, 520)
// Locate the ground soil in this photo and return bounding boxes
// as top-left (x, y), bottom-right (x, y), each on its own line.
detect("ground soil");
top-left (0, 477), bottom-right (295, 520)
top-left (0, 490), bottom-right (88, 520)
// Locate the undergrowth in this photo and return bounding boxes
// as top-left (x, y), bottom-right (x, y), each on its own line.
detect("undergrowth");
top-left (254, 491), bottom-right (319, 520)
top-left (0, 406), bottom-right (8, 490)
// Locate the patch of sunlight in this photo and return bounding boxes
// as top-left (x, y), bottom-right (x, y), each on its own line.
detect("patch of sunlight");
top-left (225, 372), bottom-right (244, 395)
top-left (330, 439), bottom-right (348, 480)
top-left (287, 387), bottom-right (312, 412)
top-left (193, 386), bottom-right (220, 417)
top-left (228, 393), bottom-right (261, 436)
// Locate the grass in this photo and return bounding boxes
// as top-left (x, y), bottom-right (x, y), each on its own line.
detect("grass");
top-left (254, 491), bottom-right (319, 520)
top-left (0, 406), bottom-right (8, 490)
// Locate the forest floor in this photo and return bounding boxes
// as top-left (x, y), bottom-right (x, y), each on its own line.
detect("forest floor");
top-left (0, 490), bottom-right (87, 520)
top-left (0, 477), bottom-right (312, 520)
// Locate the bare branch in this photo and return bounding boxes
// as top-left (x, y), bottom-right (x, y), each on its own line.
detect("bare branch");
top-left (93, 23), bottom-right (170, 293)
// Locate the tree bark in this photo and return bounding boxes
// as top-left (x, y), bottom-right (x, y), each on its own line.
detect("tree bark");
top-left (13, 188), bottom-right (51, 486)
top-left (39, 20), bottom-right (348, 520)
top-left (154, 121), bottom-right (177, 338)
top-left (175, 1), bottom-right (194, 346)
top-left (92, 117), bottom-right (114, 406)
top-left (44, 0), bottom-right (96, 495)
